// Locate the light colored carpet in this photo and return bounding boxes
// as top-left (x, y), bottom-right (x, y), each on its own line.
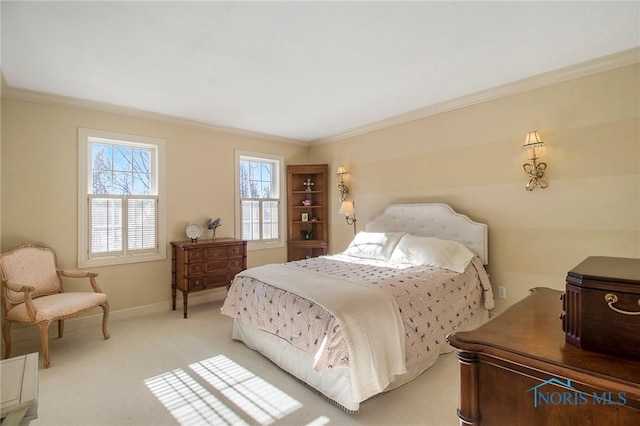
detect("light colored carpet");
top-left (7, 300), bottom-right (459, 426)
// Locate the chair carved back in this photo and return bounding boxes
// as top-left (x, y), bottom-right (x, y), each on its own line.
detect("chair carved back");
top-left (0, 245), bottom-right (62, 308)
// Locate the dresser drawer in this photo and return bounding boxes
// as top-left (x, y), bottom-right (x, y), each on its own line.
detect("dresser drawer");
top-left (206, 271), bottom-right (228, 287)
top-left (227, 258), bottom-right (244, 270)
top-left (188, 276), bottom-right (206, 291)
top-left (205, 246), bottom-right (227, 259)
top-left (226, 245), bottom-right (244, 257)
top-left (205, 260), bottom-right (227, 272)
top-left (185, 249), bottom-right (205, 262)
top-left (187, 262), bottom-right (204, 275)
top-left (189, 274), bottom-right (229, 290)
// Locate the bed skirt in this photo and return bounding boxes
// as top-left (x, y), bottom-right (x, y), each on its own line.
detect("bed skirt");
top-left (231, 308), bottom-right (488, 412)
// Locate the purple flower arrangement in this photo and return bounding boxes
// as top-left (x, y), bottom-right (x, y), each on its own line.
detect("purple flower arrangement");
top-left (207, 217), bottom-right (221, 239)
top-left (207, 217), bottom-right (221, 230)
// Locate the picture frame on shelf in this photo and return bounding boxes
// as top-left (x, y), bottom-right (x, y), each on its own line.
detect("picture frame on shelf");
top-left (301, 213), bottom-right (309, 222)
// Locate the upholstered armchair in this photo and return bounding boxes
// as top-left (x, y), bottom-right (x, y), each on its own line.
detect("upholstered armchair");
top-left (0, 244), bottom-right (110, 368)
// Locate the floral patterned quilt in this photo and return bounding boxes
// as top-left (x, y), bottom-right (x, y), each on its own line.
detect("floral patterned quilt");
top-left (221, 254), bottom-right (493, 371)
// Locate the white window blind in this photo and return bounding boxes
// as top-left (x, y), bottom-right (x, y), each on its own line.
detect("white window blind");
top-left (89, 196), bottom-right (124, 255)
top-left (127, 197), bottom-right (157, 252)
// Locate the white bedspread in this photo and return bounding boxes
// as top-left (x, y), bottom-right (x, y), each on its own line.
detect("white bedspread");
top-left (236, 263), bottom-right (407, 402)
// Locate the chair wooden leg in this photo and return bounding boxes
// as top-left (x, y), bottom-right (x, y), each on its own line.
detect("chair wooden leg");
top-left (101, 302), bottom-right (110, 340)
top-left (2, 321), bottom-right (12, 359)
top-left (58, 319), bottom-right (64, 338)
top-left (39, 322), bottom-right (52, 368)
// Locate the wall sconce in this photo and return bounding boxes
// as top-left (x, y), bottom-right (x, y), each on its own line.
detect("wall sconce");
top-left (522, 131), bottom-right (548, 191)
top-left (336, 166), bottom-right (349, 201)
top-left (339, 200), bottom-right (357, 235)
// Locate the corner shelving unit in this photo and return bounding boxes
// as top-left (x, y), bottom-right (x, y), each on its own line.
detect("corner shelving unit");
top-left (286, 164), bottom-right (328, 261)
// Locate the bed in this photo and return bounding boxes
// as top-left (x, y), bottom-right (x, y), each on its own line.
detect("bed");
top-left (221, 203), bottom-right (494, 411)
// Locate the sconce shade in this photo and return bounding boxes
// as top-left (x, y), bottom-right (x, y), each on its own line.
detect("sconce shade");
top-left (523, 131), bottom-right (544, 149)
top-left (339, 200), bottom-right (357, 234)
top-left (339, 200), bottom-right (355, 215)
top-left (336, 166), bottom-right (347, 176)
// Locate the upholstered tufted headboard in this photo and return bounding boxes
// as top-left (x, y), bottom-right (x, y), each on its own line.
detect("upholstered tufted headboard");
top-left (365, 203), bottom-right (488, 264)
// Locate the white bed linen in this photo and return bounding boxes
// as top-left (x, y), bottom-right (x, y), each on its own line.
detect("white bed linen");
top-left (231, 306), bottom-right (488, 412)
top-left (236, 263), bottom-right (406, 402)
top-left (222, 253), bottom-right (493, 409)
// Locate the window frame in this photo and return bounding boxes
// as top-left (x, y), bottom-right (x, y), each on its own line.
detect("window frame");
top-left (78, 128), bottom-right (166, 268)
top-left (234, 150), bottom-right (285, 250)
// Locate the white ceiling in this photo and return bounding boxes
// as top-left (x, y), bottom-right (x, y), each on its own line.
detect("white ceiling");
top-left (2, 1), bottom-right (639, 142)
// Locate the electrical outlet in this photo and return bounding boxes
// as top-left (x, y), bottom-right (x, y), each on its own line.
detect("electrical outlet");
top-left (498, 286), bottom-right (507, 299)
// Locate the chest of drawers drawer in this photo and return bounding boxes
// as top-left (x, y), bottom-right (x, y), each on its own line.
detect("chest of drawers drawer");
top-left (187, 260), bottom-right (227, 275)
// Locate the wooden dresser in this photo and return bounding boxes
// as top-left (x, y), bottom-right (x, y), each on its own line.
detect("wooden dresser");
top-left (447, 287), bottom-right (640, 426)
top-left (171, 238), bottom-right (247, 318)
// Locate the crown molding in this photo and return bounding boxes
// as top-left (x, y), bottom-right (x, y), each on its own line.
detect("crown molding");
top-left (0, 82), bottom-right (305, 146)
top-left (3, 47), bottom-right (638, 146)
top-left (310, 47), bottom-right (640, 145)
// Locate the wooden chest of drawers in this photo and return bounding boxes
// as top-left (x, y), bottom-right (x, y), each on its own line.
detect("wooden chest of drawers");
top-left (448, 288), bottom-right (640, 425)
top-left (171, 238), bottom-right (247, 318)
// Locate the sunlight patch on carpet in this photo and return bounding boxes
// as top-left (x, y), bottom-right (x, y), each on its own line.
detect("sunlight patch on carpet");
top-left (190, 355), bottom-right (302, 424)
top-left (145, 355), bottom-right (310, 425)
top-left (145, 368), bottom-right (247, 425)
top-left (306, 415), bottom-right (331, 426)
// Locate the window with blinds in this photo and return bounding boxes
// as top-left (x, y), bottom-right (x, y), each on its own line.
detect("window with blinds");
top-left (235, 151), bottom-right (284, 249)
top-left (79, 129), bottom-right (165, 267)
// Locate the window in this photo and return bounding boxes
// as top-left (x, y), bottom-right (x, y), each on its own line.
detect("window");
top-left (78, 128), bottom-right (166, 267)
top-left (235, 151), bottom-right (284, 249)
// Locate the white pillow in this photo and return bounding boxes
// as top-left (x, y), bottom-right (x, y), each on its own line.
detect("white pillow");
top-left (389, 234), bottom-right (475, 273)
top-left (343, 231), bottom-right (405, 261)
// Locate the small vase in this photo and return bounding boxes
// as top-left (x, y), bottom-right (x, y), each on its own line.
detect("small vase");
top-left (211, 229), bottom-right (217, 240)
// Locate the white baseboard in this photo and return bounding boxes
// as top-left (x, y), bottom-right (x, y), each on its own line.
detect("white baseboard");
top-left (1, 288), bottom-right (227, 346)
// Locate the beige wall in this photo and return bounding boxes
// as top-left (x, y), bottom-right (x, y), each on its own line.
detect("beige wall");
top-left (311, 64), bottom-right (640, 313)
top-left (1, 98), bottom-right (309, 313)
top-left (2, 63), bottom-right (638, 319)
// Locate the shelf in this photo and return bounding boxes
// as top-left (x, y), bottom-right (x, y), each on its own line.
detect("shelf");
top-left (289, 240), bottom-right (328, 246)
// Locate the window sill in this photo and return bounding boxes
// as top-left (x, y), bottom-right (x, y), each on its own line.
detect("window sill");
top-left (78, 252), bottom-right (166, 269)
top-left (246, 241), bottom-right (285, 251)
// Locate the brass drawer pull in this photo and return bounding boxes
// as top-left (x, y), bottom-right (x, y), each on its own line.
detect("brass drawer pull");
top-left (604, 293), bottom-right (640, 316)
